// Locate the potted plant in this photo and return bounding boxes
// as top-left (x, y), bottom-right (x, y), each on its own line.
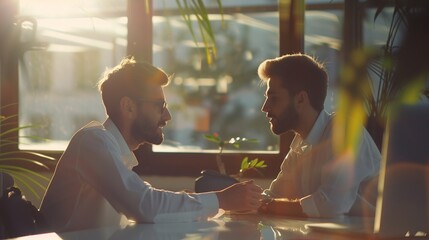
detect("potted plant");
top-left (334, 1), bottom-right (429, 156)
top-left (364, 1), bottom-right (429, 149)
top-left (0, 105), bottom-right (55, 200)
top-left (194, 133), bottom-right (267, 192)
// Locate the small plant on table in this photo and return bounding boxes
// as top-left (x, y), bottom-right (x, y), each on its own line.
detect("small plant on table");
top-left (204, 133), bottom-right (267, 178)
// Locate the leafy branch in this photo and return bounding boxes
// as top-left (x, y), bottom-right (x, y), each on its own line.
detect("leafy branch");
top-left (204, 133), bottom-right (266, 177)
top-left (239, 156), bottom-right (267, 178)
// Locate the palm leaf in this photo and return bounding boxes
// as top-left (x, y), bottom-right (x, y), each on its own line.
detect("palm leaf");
top-left (0, 165), bottom-right (50, 199)
top-left (175, 0), bottom-right (223, 64)
top-left (176, 0), bottom-right (199, 46)
top-left (193, 0), bottom-right (216, 44)
top-left (194, 12), bottom-right (214, 64)
top-left (1, 112), bottom-right (55, 200)
top-left (0, 158), bottom-right (50, 170)
top-left (0, 125), bottom-right (35, 138)
top-left (1, 167), bottom-right (50, 186)
top-left (215, 0), bottom-right (224, 24)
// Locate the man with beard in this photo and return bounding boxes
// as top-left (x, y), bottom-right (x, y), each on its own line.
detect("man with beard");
top-left (40, 56), bottom-right (263, 232)
top-left (257, 54), bottom-right (381, 218)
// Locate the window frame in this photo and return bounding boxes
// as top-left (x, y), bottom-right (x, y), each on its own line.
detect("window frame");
top-left (0, 0), bottom-right (348, 178)
top-left (129, 0), bottom-right (303, 177)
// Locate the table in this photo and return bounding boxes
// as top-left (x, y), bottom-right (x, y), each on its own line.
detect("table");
top-left (8, 213), bottom-right (376, 240)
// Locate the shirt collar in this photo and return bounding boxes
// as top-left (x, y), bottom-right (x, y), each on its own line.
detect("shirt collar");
top-left (305, 110), bottom-right (331, 146)
top-left (290, 110), bottom-right (332, 154)
top-left (103, 118), bottom-right (139, 169)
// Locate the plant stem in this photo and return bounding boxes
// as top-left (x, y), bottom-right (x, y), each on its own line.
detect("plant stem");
top-left (216, 146), bottom-right (226, 175)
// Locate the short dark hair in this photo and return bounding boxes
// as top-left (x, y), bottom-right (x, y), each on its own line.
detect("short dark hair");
top-left (258, 53), bottom-right (328, 111)
top-left (97, 56), bottom-right (169, 120)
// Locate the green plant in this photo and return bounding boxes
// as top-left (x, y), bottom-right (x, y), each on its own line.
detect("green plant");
top-left (364, 2), bottom-right (428, 148)
top-left (204, 133), bottom-right (267, 177)
top-left (0, 108), bottom-right (55, 199)
top-left (334, 1), bottom-right (429, 155)
top-left (142, 0), bottom-right (224, 65)
top-left (173, 0), bottom-right (224, 65)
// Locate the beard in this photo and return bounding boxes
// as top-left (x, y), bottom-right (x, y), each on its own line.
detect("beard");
top-left (131, 112), bottom-right (164, 145)
top-left (269, 103), bottom-right (299, 135)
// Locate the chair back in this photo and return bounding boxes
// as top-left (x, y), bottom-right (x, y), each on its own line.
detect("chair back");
top-left (0, 175), bottom-right (47, 238)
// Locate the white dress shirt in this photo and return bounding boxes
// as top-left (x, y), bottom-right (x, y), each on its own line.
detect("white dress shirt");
top-left (40, 119), bottom-right (219, 232)
top-left (263, 111), bottom-right (381, 217)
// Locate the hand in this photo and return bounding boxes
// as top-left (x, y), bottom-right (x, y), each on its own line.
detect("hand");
top-left (215, 180), bottom-right (263, 212)
top-left (258, 198), bottom-right (274, 213)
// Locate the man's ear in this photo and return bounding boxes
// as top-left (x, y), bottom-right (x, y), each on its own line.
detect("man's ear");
top-left (294, 90), bottom-right (309, 110)
top-left (119, 96), bottom-right (137, 118)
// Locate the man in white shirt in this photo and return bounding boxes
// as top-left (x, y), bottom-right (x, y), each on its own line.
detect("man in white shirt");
top-left (257, 54), bottom-right (381, 217)
top-left (40, 56), bottom-right (262, 232)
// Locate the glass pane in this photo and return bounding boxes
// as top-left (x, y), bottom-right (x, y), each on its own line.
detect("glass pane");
top-left (153, 7), bottom-right (279, 152)
top-left (153, 0), bottom-right (277, 9)
top-left (18, 0), bottom-right (127, 150)
top-left (20, 0), bottom-right (126, 17)
top-left (304, 9), bottom-right (343, 113)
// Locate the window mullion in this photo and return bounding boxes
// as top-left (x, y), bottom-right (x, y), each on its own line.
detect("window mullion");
top-left (127, 0), bottom-right (153, 62)
top-left (0, 0), bottom-right (20, 152)
top-left (279, 0), bottom-right (305, 55)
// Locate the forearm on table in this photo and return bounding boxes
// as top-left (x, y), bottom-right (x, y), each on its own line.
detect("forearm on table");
top-left (259, 198), bottom-right (306, 217)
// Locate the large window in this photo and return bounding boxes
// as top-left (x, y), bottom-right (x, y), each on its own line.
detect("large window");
top-left (2, 0), bottom-right (406, 176)
top-left (3, 0), bottom-right (342, 176)
top-left (304, 9), bottom-right (342, 113)
top-left (18, 1), bottom-right (127, 150)
top-left (152, 2), bottom-right (279, 152)
top-left (17, 0), bottom-right (281, 154)
top-left (6, 2), bottom-right (428, 211)
top-left (10, 0), bottom-right (287, 176)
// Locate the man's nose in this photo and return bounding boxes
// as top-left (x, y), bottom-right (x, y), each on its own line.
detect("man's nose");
top-left (261, 99), bottom-right (269, 113)
top-left (164, 107), bottom-right (172, 121)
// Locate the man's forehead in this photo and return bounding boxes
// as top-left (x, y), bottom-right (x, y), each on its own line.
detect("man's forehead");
top-left (266, 76), bottom-right (286, 94)
top-left (141, 85), bottom-right (165, 99)
top-left (265, 88), bottom-right (275, 95)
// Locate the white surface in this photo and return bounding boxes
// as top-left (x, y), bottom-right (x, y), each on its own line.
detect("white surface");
top-left (8, 214), bottom-right (374, 240)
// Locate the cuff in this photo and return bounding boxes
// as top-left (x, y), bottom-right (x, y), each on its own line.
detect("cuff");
top-left (152, 192), bottom-right (220, 223)
top-left (198, 192), bottom-right (220, 217)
